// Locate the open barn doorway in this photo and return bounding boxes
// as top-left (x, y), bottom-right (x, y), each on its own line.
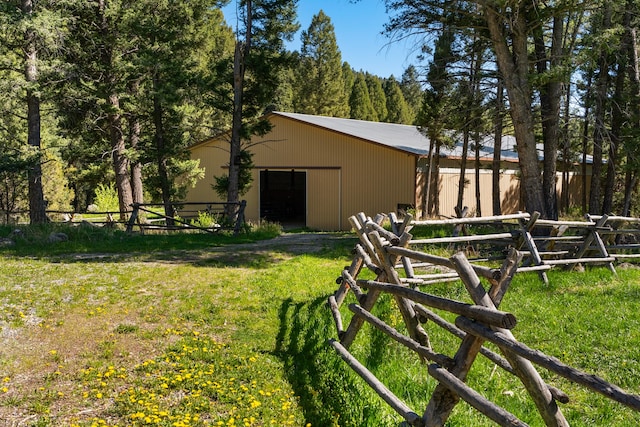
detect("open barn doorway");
top-left (260, 170), bottom-right (306, 227)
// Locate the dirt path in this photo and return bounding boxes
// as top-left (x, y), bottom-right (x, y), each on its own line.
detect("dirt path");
top-left (65, 232), bottom-right (356, 265)
top-left (218, 232), bottom-right (354, 254)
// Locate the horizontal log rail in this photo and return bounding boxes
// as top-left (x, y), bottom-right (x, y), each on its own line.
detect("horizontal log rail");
top-left (126, 200), bottom-right (246, 234)
top-left (329, 339), bottom-right (424, 427)
top-left (358, 280), bottom-right (517, 329)
top-left (456, 317), bottom-right (640, 412)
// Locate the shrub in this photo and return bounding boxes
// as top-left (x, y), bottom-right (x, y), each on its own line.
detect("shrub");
top-left (93, 183), bottom-right (119, 212)
top-left (191, 211), bottom-right (219, 229)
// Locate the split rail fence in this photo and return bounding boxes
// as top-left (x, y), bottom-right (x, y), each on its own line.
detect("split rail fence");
top-left (406, 211), bottom-right (640, 285)
top-left (327, 212), bottom-right (640, 427)
top-left (125, 201), bottom-right (246, 234)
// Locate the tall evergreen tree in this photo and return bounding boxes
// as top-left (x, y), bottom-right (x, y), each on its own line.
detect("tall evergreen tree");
top-left (294, 10), bottom-right (348, 116)
top-left (349, 73), bottom-right (377, 121)
top-left (418, 25), bottom-right (456, 217)
top-left (55, 0), bottom-right (134, 219)
top-left (366, 73), bottom-right (388, 122)
top-left (224, 0), bottom-right (298, 219)
top-left (383, 77), bottom-right (412, 123)
top-left (400, 65), bottom-right (422, 123)
top-left (0, 0), bottom-right (65, 223)
top-left (125, 0), bottom-right (214, 224)
top-left (341, 62), bottom-right (356, 117)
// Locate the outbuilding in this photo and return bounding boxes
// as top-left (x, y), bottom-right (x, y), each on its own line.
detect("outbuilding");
top-left (186, 111), bottom-right (586, 231)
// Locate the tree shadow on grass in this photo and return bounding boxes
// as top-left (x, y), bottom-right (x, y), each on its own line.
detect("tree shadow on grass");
top-left (274, 296), bottom-right (389, 427)
top-left (3, 233), bottom-right (358, 269)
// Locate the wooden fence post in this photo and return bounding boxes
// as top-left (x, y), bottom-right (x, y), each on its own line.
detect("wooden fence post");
top-left (233, 200), bottom-right (247, 234)
top-left (126, 203), bottom-right (140, 233)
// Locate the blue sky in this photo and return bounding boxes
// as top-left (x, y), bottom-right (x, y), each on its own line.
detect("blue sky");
top-left (222, 0), bottom-right (422, 78)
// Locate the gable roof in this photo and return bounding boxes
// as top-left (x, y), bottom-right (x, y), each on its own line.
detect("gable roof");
top-left (272, 111), bottom-right (524, 163)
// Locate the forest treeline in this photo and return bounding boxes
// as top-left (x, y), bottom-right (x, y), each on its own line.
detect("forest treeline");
top-left (1, 0), bottom-right (639, 224)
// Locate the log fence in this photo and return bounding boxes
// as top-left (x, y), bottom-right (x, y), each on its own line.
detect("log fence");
top-left (2, 200), bottom-right (247, 235)
top-left (327, 211), bottom-right (640, 427)
top-left (125, 201), bottom-right (246, 234)
top-left (397, 211), bottom-right (640, 284)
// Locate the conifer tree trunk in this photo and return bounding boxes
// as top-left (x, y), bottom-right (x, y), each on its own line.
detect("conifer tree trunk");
top-left (457, 127), bottom-right (469, 214)
top-left (129, 114), bottom-right (144, 205)
top-left (152, 74), bottom-right (175, 226)
top-left (603, 5), bottom-right (632, 214)
top-left (534, 13), bottom-right (563, 220)
top-left (432, 141), bottom-right (441, 216)
top-left (589, 4), bottom-right (612, 215)
top-left (108, 93), bottom-right (133, 220)
top-left (129, 81), bottom-right (144, 206)
top-left (492, 79), bottom-right (504, 216)
top-left (623, 25), bottom-right (640, 215)
top-left (580, 73), bottom-right (592, 214)
top-left (23, 0), bottom-right (47, 224)
top-left (227, 0), bottom-right (253, 221)
top-left (474, 129), bottom-right (481, 216)
top-left (98, 0), bottom-right (133, 220)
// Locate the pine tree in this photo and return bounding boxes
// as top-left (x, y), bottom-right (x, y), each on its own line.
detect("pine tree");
top-left (0, 0), bottom-right (65, 222)
top-left (383, 77), bottom-right (412, 123)
top-left (294, 10), bottom-right (348, 117)
top-left (55, 0), bottom-right (134, 219)
top-left (224, 0), bottom-right (298, 219)
top-left (349, 73), bottom-right (377, 121)
top-left (341, 62), bottom-right (355, 118)
top-left (400, 65), bottom-right (422, 123)
top-left (366, 73), bottom-right (387, 122)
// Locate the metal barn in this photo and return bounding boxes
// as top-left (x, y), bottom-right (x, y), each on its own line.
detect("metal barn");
top-left (186, 112), bottom-right (586, 231)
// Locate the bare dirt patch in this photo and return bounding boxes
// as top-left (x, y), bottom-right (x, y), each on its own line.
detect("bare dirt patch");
top-left (64, 232), bottom-right (355, 266)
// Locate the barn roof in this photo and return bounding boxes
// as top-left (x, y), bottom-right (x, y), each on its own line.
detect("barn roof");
top-left (273, 111), bottom-right (527, 162)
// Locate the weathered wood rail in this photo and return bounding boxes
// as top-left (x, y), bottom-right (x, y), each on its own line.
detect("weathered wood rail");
top-left (327, 212), bottom-right (640, 427)
top-left (126, 201), bottom-right (246, 234)
top-left (400, 211), bottom-right (640, 284)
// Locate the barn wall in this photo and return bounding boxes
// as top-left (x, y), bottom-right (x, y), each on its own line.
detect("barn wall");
top-left (415, 157), bottom-right (591, 219)
top-left (415, 158), bottom-right (524, 218)
top-left (187, 115), bottom-right (416, 231)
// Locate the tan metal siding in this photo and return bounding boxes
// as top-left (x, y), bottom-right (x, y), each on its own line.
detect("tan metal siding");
top-left (416, 157), bottom-right (525, 218)
top-left (307, 169), bottom-right (341, 230)
top-left (188, 142), bottom-right (228, 204)
top-left (187, 115), bottom-right (415, 231)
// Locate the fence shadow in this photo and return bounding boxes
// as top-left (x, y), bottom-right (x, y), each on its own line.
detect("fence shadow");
top-left (273, 296), bottom-right (388, 427)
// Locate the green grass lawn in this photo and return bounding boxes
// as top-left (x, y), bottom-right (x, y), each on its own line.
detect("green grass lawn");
top-left (1, 224), bottom-right (640, 426)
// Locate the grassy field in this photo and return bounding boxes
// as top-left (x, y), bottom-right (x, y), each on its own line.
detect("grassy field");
top-left (1, 224), bottom-right (640, 426)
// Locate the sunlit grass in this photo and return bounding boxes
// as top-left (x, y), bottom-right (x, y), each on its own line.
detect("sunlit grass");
top-left (2, 223), bottom-right (640, 426)
top-left (0, 221), bottom-right (282, 257)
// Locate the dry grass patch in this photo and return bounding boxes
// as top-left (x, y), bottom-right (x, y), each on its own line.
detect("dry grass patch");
top-left (0, 305), bottom-right (185, 425)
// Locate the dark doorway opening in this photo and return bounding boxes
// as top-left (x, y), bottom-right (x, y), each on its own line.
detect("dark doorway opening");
top-left (260, 170), bottom-right (306, 226)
